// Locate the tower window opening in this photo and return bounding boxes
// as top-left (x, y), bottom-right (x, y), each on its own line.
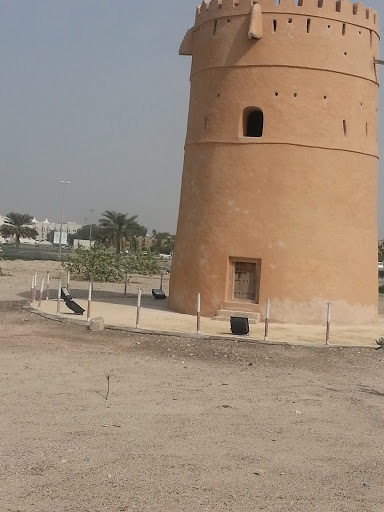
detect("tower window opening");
top-left (318, 0), bottom-right (323, 7)
top-left (342, 23), bottom-right (346, 36)
top-left (343, 120), bottom-right (347, 137)
top-left (336, 1), bottom-right (341, 12)
top-left (275, 0), bottom-right (280, 5)
top-left (366, 9), bottom-right (370, 19)
top-left (288, 18), bottom-right (292, 24)
top-left (213, 19), bottom-right (218, 35)
top-left (205, 117), bottom-right (208, 129)
top-left (244, 109), bottom-right (264, 138)
top-left (273, 19), bottom-right (277, 32)
top-left (353, 4), bottom-right (358, 15)
top-left (366, 122), bottom-right (368, 136)
top-left (370, 30), bottom-right (373, 48)
top-left (307, 18), bottom-right (311, 33)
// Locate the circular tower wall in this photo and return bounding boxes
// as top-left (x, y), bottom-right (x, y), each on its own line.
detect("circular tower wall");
top-left (169, 0), bottom-right (380, 324)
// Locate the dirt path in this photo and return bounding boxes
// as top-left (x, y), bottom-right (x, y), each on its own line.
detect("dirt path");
top-left (1, 301), bottom-right (384, 511)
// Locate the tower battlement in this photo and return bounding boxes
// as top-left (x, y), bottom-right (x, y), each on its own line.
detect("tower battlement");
top-left (194, 0), bottom-right (378, 33)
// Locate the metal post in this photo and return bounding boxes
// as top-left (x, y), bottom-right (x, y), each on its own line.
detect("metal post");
top-left (197, 292), bottom-right (201, 335)
top-left (91, 272), bottom-right (94, 294)
top-left (87, 282), bottom-right (92, 322)
top-left (33, 273), bottom-right (37, 302)
top-left (264, 298), bottom-right (270, 342)
top-left (46, 271), bottom-right (50, 300)
top-left (136, 289), bottom-right (142, 329)
top-left (30, 275), bottom-right (34, 306)
top-left (59, 180), bottom-right (70, 260)
top-left (38, 278), bottom-right (45, 311)
top-left (56, 279), bottom-right (61, 316)
top-left (67, 270), bottom-right (71, 291)
top-left (326, 303), bottom-right (331, 346)
top-left (160, 272), bottom-right (163, 292)
top-left (89, 208), bottom-right (94, 246)
top-left (124, 272), bottom-right (128, 296)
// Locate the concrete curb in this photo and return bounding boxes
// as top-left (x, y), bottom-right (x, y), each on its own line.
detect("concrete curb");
top-left (23, 305), bottom-right (367, 349)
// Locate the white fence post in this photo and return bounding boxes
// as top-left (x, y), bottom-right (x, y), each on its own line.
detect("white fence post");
top-left (136, 289), bottom-right (142, 329)
top-left (326, 303), bottom-right (331, 346)
top-left (56, 279), bottom-right (61, 316)
top-left (46, 271), bottom-right (50, 300)
top-left (264, 299), bottom-right (270, 342)
top-left (38, 278), bottom-right (45, 310)
top-left (197, 293), bottom-right (201, 335)
top-left (87, 282), bottom-right (92, 322)
top-left (30, 275), bottom-right (35, 306)
top-left (33, 273), bottom-right (38, 302)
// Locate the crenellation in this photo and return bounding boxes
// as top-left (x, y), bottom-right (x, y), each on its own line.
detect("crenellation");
top-left (319, 0), bottom-right (341, 13)
top-left (235, 0), bottom-right (254, 8)
top-left (194, 0), bottom-right (378, 33)
top-left (352, 2), bottom-right (369, 23)
top-left (201, 0), bottom-right (209, 12)
top-left (278, 0), bottom-right (297, 7)
top-left (259, 0), bottom-right (277, 7)
top-left (211, 0), bottom-right (223, 8)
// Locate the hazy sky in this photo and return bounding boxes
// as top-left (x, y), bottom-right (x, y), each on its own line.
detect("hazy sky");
top-left (0, 0), bottom-right (384, 235)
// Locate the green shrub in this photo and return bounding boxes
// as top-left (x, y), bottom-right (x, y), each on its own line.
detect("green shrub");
top-left (62, 244), bottom-right (160, 282)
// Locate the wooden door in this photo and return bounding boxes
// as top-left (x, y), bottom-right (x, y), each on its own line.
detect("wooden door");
top-left (233, 260), bottom-right (261, 303)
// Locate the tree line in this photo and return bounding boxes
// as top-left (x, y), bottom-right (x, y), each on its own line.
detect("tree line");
top-left (0, 211), bottom-right (175, 255)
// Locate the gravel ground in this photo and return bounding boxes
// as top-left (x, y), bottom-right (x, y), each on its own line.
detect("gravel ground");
top-left (0, 300), bottom-right (384, 511)
top-left (1, 261), bottom-right (384, 511)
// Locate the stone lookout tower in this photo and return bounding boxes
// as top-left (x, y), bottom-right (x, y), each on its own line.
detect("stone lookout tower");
top-left (169, 0), bottom-right (380, 324)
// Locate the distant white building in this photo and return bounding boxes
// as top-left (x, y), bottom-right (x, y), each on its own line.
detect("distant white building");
top-left (0, 215), bottom-right (83, 244)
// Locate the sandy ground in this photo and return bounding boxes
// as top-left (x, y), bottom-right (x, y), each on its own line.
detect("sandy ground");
top-left (0, 300), bottom-right (384, 511)
top-left (2, 259), bottom-right (383, 347)
top-left (0, 259), bottom-right (168, 301)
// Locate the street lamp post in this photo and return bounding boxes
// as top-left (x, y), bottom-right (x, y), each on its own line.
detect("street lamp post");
top-left (59, 180), bottom-right (70, 259)
top-left (89, 209), bottom-right (95, 246)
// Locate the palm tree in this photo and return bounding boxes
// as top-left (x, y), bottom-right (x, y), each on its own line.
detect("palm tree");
top-left (0, 212), bottom-right (38, 250)
top-left (99, 210), bottom-right (140, 254)
top-left (378, 240), bottom-right (384, 262)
